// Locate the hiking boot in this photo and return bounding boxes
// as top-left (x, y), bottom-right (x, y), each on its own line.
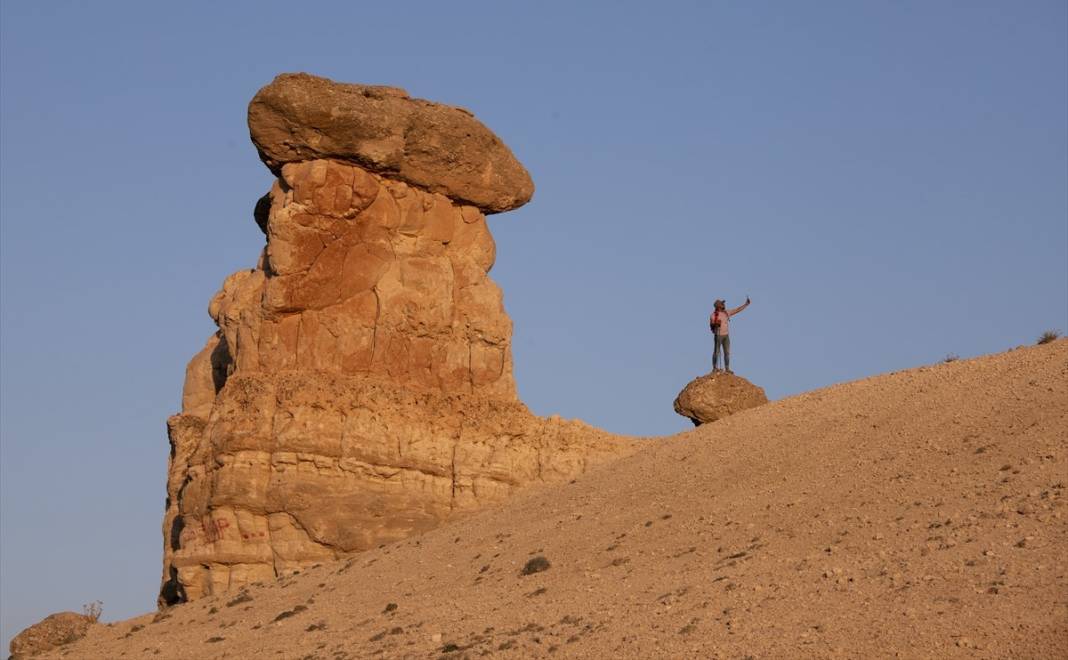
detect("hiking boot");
top-left (726, 369), bottom-right (734, 374)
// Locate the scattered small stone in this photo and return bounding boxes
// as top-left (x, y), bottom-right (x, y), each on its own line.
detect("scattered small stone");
top-left (226, 592), bottom-right (253, 608)
top-left (273, 605), bottom-right (308, 622)
top-left (383, 602), bottom-right (398, 613)
top-left (521, 556), bottom-right (551, 576)
top-left (206, 636), bottom-right (225, 643)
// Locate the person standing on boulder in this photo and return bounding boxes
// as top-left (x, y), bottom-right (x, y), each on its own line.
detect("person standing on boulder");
top-left (711, 296), bottom-right (750, 373)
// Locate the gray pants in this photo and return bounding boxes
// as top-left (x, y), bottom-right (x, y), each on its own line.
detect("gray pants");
top-left (713, 334), bottom-right (731, 370)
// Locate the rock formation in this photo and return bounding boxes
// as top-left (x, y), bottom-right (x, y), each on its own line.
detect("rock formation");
top-left (8, 612), bottom-right (94, 659)
top-left (247, 73), bottom-right (534, 213)
top-left (161, 74), bottom-right (633, 605)
top-left (673, 372), bottom-right (768, 426)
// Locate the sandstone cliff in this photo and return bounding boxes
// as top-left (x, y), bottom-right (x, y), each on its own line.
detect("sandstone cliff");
top-left (160, 74), bottom-right (634, 605)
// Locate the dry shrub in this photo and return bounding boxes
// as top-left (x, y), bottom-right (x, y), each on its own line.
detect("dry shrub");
top-left (82, 601), bottom-right (103, 623)
top-left (1037, 330), bottom-right (1061, 345)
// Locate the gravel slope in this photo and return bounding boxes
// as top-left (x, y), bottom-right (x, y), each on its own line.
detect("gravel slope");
top-left (45, 340), bottom-right (1068, 659)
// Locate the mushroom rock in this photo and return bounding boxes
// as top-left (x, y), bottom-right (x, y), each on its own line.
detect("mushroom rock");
top-left (673, 372), bottom-right (769, 426)
top-left (247, 73), bottom-right (535, 214)
top-left (160, 74), bottom-right (632, 605)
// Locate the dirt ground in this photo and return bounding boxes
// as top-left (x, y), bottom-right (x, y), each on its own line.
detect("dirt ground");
top-left (41, 340), bottom-right (1068, 659)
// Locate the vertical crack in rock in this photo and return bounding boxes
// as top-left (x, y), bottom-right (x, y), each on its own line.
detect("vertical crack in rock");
top-left (370, 287), bottom-right (381, 369)
top-left (450, 437), bottom-right (459, 511)
top-left (161, 73), bottom-right (637, 604)
top-left (467, 341), bottom-right (474, 390)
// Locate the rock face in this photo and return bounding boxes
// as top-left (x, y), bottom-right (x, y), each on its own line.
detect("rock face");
top-left (160, 75), bottom-right (632, 605)
top-left (9, 612), bottom-right (93, 659)
top-left (673, 372), bottom-right (768, 426)
top-left (248, 73), bottom-right (535, 213)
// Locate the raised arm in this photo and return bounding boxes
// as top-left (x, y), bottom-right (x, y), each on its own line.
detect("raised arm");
top-left (728, 297), bottom-right (751, 316)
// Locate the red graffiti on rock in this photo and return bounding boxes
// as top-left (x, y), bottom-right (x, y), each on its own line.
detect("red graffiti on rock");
top-left (179, 517), bottom-right (231, 545)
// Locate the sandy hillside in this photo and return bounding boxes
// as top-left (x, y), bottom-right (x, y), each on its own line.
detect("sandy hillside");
top-left (44, 340), bottom-right (1067, 659)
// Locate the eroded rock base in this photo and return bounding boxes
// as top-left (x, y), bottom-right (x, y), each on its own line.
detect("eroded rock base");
top-left (163, 371), bottom-right (625, 603)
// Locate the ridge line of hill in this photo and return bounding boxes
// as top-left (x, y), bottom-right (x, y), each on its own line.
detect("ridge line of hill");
top-left (36, 340), bottom-right (1068, 659)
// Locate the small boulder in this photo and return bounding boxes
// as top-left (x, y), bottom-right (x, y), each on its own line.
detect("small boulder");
top-left (673, 372), bottom-right (768, 426)
top-left (9, 612), bottom-right (94, 658)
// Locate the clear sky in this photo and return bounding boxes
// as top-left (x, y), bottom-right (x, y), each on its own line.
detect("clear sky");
top-left (1, 0), bottom-right (1065, 647)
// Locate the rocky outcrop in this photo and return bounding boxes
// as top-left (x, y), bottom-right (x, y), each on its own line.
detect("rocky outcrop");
top-left (9, 612), bottom-right (94, 659)
top-left (248, 73), bottom-right (534, 213)
top-left (674, 372), bottom-right (768, 426)
top-left (160, 75), bottom-right (633, 605)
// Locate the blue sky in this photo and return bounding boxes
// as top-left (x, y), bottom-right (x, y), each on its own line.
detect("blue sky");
top-left (1, 0), bottom-right (1065, 647)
